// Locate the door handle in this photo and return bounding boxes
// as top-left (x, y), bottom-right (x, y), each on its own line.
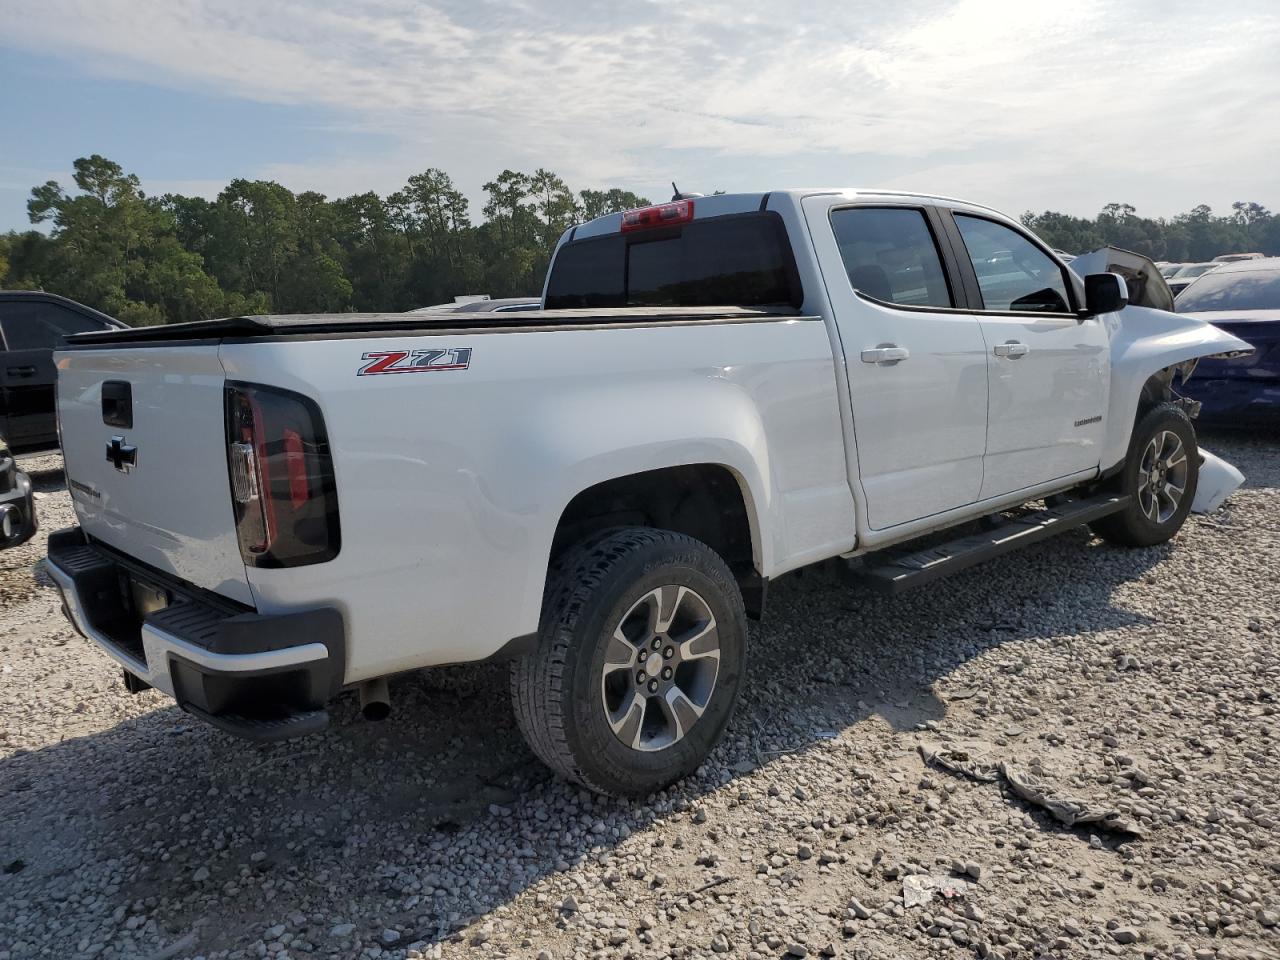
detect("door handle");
top-left (860, 345), bottom-right (910, 365)
top-left (993, 341), bottom-right (1030, 359)
top-left (5, 366), bottom-right (37, 378)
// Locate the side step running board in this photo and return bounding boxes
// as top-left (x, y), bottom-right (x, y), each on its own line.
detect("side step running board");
top-left (856, 494), bottom-right (1130, 595)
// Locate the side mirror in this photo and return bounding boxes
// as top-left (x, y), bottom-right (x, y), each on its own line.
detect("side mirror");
top-left (1083, 272), bottom-right (1128, 316)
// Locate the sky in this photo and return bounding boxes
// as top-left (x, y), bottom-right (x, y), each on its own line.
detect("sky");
top-left (1, 0), bottom-right (1278, 232)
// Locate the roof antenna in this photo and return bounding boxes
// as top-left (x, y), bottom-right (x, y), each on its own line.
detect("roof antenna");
top-left (671, 182), bottom-right (705, 201)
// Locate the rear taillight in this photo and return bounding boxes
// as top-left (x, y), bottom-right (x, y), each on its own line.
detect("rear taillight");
top-left (620, 199), bottom-right (694, 233)
top-left (225, 383), bottom-right (340, 567)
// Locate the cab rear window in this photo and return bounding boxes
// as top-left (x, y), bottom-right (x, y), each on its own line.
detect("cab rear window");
top-left (544, 213), bottom-right (803, 310)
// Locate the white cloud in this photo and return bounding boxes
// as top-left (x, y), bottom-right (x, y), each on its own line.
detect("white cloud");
top-left (1, 0), bottom-right (1277, 217)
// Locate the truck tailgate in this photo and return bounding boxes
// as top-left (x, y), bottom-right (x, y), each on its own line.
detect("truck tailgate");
top-left (55, 344), bottom-right (253, 605)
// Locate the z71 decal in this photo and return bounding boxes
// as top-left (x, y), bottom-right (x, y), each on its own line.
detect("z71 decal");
top-left (358, 347), bottom-right (472, 376)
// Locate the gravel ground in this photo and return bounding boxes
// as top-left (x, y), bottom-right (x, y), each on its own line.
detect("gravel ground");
top-left (2, 430), bottom-right (1278, 960)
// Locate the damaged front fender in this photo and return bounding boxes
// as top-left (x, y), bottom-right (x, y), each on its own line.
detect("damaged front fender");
top-left (1096, 304), bottom-right (1252, 472)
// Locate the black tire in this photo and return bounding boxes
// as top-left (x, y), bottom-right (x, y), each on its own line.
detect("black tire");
top-left (1090, 402), bottom-right (1199, 548)
top-left (511, 527), bottom-right (746, 797)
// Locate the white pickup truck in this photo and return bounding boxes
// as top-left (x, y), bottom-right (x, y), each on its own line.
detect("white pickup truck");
top-left (47, 190), bottom-right (1250, 796)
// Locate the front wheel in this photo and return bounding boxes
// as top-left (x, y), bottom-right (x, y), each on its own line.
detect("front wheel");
top-left (511, 528), bottom-right (746, 797)
top-left (1090, 402), bottom-right (1199, 547)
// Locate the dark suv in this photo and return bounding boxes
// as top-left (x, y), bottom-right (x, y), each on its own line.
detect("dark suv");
top-left (0, 292), bottom-right (124, 450)
top-left (0, 434), bottom-right (37, 548)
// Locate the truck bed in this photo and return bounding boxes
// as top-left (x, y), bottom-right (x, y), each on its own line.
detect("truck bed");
top-left (65, 306), bottom-right (807, 347)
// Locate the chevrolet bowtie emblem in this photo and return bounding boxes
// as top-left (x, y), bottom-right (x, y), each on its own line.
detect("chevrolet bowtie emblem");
top-left (106, 436), bottom-right (137, 473)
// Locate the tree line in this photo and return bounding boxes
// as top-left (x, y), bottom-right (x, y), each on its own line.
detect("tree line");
top-left (0, 155), bottom-right (1276, 324)
top-left (1021, 201), bottom-right (1279, 264)
top-left (0, 156), bottom-right (649, 325)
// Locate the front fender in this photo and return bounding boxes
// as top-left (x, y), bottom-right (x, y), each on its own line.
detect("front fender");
top-left (1101, 305), bottom-right (1252, 470)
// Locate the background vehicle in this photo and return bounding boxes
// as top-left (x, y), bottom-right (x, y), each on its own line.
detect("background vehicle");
top-left (1213, 253), bottom-right (1265, 263)
top-left (0, 435), bottom-right (37, 549)
top-left (0, 292), bottom-right (124, 450)
top-left (46, 190), bottom-right (1249, 797)
top-left (1167, 261), bottom-right (1222, 297)
top-left (1177, 257), bottom-right (1280, 422)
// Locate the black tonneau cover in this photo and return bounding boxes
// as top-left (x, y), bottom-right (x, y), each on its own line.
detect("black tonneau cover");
top-left (65, 306), bottom-right (805, 347)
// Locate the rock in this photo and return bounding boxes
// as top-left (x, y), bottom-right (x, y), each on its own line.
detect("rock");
top-left (1258, 909), bottom-right (1279, 928)
top-left (711, 934), bottom-right (731, 953)
top-left (192, 866), bottom-right (210, 883)
top-left (381, 929), bottom-right (400, 945)
top-left (329, 924), bottom-right (355, 938)
top-left (561, 895), bottom-right (579, 914)
top-left (787, 943), bottom-right (809, 957)
top-left (1110, 928), bottom-right (1139, 944)
top-left (849, 899), bottom-right (873, 920)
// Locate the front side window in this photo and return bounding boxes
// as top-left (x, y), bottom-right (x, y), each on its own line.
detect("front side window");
top-left (0, 302), bottom-right (107, 350)
top-left (953, 215), bottom-right (1072, 313)
top-left (829, 207), bottom-right (953, 308)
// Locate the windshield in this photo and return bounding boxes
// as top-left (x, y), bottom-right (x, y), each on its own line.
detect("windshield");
top-left (1174, 263), bottom-right (1218, 279)
top-left (1176, 267), bottom-right (1280, 312)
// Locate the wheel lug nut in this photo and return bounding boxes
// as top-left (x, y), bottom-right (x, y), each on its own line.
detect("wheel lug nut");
top-left (648, 679), bottom-right (659, 693)
top-left (662, 666), bottom-right (673, 680)
top-left (664, 646), bottom-right (674, 659)
top-left (636, 670), bottom-right (646, 684)
top-left (652, 638), bottom-right (662, 650)
top-left (638, 650), bottom-right (647, 663)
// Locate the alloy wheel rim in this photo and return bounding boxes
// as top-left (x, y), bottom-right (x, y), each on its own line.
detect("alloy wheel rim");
top-left (600, 584), bottom-right (721, 752)
top-left (1137, 430), bottom-right (1188, 524)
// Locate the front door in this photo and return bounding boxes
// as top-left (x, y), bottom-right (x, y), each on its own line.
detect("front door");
top-left (944, 212), bottom-right (1111, 499)
top-left (804, 197), bottom-right (989, 530)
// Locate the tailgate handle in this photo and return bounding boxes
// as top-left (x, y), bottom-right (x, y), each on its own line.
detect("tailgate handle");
top-left (101, 380), bottom-right (133, 428)
top-left (6, 365), bottom-right (36, 377)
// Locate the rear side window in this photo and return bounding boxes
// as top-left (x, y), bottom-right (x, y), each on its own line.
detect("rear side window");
top-left (953, 215), bottom-right (1072, 313)
top-left (830, 207), bottom-right (953, 308)
top-left (0, 301), bottom-right (108, 350)
top-left (544, 213), bottom-right (802, 310)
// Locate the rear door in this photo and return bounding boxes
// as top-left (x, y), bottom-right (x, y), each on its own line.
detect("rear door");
top-left (56, 343), bottom-right (253, 605)
top-left (0, 299), bottom-right (115, 447)
top-left (803, 197), bottom-right (989, 530)
top-left (940, 211), bottom-right (1110, 498)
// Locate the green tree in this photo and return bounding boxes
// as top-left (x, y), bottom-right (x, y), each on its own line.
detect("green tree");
top-left (579, 188), bottom-right (651, 220)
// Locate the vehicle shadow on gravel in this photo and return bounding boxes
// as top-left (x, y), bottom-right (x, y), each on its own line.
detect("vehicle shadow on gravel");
top-left (0, 526), bottom-right (1168, 956)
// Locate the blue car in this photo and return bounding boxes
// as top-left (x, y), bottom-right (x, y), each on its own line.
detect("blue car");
top-left (1178, 258), bottom-right (1280, 423)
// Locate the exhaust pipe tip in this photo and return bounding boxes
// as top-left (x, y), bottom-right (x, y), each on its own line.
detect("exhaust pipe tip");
top-left (359, 677), bottom-right (391, 722)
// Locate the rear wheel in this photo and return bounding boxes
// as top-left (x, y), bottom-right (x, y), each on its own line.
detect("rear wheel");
top-left (511, 527), bottom-right (746, 797)
top-left (1090, 402), bottom-right (1199, 547)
